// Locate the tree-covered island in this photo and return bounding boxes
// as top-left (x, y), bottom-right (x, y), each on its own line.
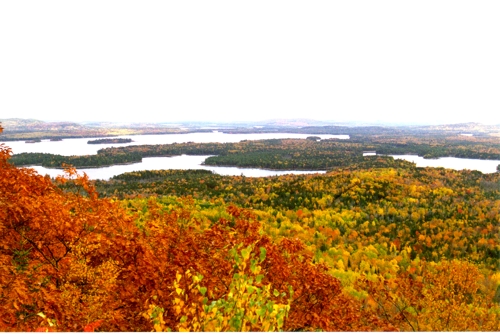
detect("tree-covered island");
top-left (87, 138), bottom-right (133, 144)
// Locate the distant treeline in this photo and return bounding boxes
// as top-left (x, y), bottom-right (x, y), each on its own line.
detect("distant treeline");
top-left (10, 152), bottom-right (143, 168)
top-left (370, 141), bottom-right (500, 159)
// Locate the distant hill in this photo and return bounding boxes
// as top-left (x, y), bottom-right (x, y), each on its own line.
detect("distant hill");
top-left (1, 118), bottom-right (499, 139)
top-left (256, 118), bottom-right (339, 127)
top-left (0, 118), bottom-right (86, 132)
top-left (415, 122), bottom-right (500, 134)
top-left (0, 118), bottom-right (197, 141)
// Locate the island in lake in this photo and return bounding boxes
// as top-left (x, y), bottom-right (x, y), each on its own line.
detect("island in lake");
top-left (87, 138), bottom-right (133, 144)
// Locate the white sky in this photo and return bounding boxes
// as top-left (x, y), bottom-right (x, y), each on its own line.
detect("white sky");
top-left (1, 0), bottom-right (499, 125)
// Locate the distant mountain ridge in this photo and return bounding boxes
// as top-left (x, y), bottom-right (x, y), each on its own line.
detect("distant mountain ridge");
top-left (1, 118), bottom-right (499, 134)
top-left (417, 122), bottom-right (500, 132)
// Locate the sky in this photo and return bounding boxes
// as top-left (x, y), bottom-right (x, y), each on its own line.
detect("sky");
top-left (1, 0), bottom-right (499, 125)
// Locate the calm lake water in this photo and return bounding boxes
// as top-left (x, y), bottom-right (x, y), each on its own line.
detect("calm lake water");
top-left (6, 132), bottom-right (349, 156)
top-left (360, 152), bottom-right (500, 174)
top-left (5, 133), bottom-right (499, 179)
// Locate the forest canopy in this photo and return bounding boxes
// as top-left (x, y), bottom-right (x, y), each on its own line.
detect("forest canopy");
top-left (1, 122), bottom-right (499, 331)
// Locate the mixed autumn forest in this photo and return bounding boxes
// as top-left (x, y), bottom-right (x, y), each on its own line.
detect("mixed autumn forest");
top-left (1, 121), bottom-right (499, 331)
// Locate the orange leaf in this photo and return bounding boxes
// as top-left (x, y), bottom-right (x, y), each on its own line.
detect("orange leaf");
top-left (84, 320), bottom-right (104, 332)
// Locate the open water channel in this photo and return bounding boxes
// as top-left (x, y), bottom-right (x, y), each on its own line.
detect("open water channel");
top-left (4, 132), bottom-right (500, 180)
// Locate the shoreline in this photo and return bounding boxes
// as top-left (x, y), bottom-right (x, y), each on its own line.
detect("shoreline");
top-left (201, 162), bottom-right (328, 172)
top-left (17, 160), bottom-right (143, 170)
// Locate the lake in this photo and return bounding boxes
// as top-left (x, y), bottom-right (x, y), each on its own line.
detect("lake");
top-left (5, 133), bottom-right (499, 179)
top-left (6, 132), bottom-right (343, 179)
top-left (360, 152), bottom-right (500, 174)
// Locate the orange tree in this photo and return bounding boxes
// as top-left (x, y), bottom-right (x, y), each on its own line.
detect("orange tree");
top-left (358, 259), bottom-right (500, 331)
top-left (0, 122), bottom-right (143, 330)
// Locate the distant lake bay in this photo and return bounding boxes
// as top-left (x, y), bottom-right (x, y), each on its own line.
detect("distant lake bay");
top-left (389, 155), bottom-right (500, 175)
top-left (362, 153), bottom-right (500, 174)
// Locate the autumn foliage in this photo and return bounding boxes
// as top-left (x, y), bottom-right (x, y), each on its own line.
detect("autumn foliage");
top-left (1, 123), bottom-right (499, 331)
top-left (0, 126), bottom-right (391, 331)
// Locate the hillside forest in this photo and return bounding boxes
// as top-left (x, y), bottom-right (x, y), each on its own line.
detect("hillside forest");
top-left (1, 123), bottom-right (499, 331)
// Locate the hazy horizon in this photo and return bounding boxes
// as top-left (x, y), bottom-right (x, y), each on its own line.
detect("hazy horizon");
top-left (3, 116), bottom-right (499, 128)
top-left (1, 1), bottom-right (499, 125)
